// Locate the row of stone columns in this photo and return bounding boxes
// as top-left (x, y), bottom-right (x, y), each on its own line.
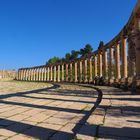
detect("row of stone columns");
top-left (0, 70), bottom-right (16, 79)
top-left (17, 16), bottom-right (140, 88)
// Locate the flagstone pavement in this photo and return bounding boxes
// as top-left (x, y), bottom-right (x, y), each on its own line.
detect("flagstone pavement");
top-left (0, 80), bottom-right (140, 140)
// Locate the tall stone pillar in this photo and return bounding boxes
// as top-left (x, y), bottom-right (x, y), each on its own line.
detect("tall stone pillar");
top-left (109, 47), bottom-right (114, 84)
top-left (34, 69), bottom-right (36, 81)
top-left (70, 63), bottom-right (73, 82)
top-left (61, 64), bottom-right (64, 81)
top-left (74, 61), bottom-right (78, 82)
top-left (134, 17), bottom-right (140, 87)
top-left (115, 43), bottom-right (121, 82)
top-left (121, 37), bottom-right (128, 83)
top-left (84, 59), bottom-right (88, 83)
top-left (20, 69), bottom-right (23, 80)
top-left (29, 69), bottom-right (32, 81)
top-left (41, 68), bottom-right (44, 81)
top-left (43, 67), bottom-right (46, 81)
top-left (17, 70), bottom-right (20, 80)
top-left (47, 67), bottom-right (50, 81)
top-left (65, 64), bottom-right (68, 82)
top-left (94, 55), bottom-right (98, 77)
top-left (99, 52), bottom-right (103, 77)
top-left (103, 49), bottom-right (108, 82)
top-left (38, 68), bottom-right (40, 81)
top-left (57, 65), bottom-right (60, 82)
top-left (32, 69), bottom-right (35, 81)
top-left (30, 69), bottom-right (32, 81)
top-left (50, 66), bottom-right (53, 81)
top-left (79, 60), bottom-right (83, 83)
top-left (53, 66), bottom-right (56, 82)
top-left (89, 57), bottom-right (93, 83)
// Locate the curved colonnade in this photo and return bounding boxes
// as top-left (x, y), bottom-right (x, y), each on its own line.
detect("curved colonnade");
top-left (17, 1), bottom-right (140, 89)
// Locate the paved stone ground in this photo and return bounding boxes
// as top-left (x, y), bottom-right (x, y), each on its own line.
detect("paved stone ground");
top-left (0, 81), bottom-right (140, 140)
top-left (0, 81), bottom-right (98, 140)
top-left (76, 86), bottom-right (140, 140)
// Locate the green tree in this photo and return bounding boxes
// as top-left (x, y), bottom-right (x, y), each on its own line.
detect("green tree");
top-left (65, 53), bottom-right (71, 61)
top-left (70, 50), bottom-right (79, 60)
top-left (80, 44), bottom-right (93, 57)
top-left (46, 56), bottom-right (61, 65)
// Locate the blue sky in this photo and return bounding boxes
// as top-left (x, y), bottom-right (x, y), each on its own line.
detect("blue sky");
top-left (0, 0), bottom-right (137, 70)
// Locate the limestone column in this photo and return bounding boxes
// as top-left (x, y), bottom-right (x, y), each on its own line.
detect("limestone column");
top-left (70, 63), bottom-right (73, 82)
top-left (103, 49), bottom-right (108, 81)
top-left (36, 68), bottom-right (39, 81)
top-left (61, 64), bottom-right (64, 81)
top-left (57, 65), bottom-right (60, 82)
top-left (33, 69), bottom-right (35, 81)
top-left (134, 17), bottom-right (140, 87)
top-left (41, 68), bottom-right (43, 81)
top-left (115, 43), bottom-right (121, 82)
top-left (74, 61), bottom-right (78, 82)
top-left (65, 64), bottom-right (68, 82)
top-left (38, 68), bottom-right (41, 81)
top-left (79, 60), bottom-right (83, 83)
top-left (89, 57), bottom-right (93, 83)
top-left (44, 67), bottom-right (47, 81)
top-left (50, 66), bottom-right (53, 81)
top-left (53, 66), bottom-right (56, 82)
top-left (109, 47), bottom-right (114, 83)
top-left (121, 37), bottom-right (128, 82)
top-left (94, 55), bottom-right (98, 77)
top-left (20, 69), bottom-right (23, 80)
top-left (84, 59), bottom-right (88, 83)
top-left (47, 67), bottom-right (50, 81)
top-left (99, 52), bottom-right (103, 77)
top-left (34, 69), bottom-right (36, 81)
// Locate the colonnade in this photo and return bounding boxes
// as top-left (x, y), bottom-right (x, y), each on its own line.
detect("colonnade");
top-left (17, 0), bottom-right (140, 89)
top-left (0, 70), bottom-right (16, 79)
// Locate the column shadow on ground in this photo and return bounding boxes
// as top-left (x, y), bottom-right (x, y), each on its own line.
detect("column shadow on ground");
top-left (0, 83), bottom-right (100, 139)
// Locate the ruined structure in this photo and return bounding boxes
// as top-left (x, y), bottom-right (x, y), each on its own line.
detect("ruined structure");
top-left (0, 70), bottom-right (16, 80)
top-left (17, 1), bottom-right (140, 90)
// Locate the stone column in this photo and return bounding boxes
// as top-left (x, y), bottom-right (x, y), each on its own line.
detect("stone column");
top-left (36, 68), bottom-right (39, 81)
top-left (57, 65), bottom-right (60, 82)
top-left (44, 67), bottom-right (46, 81)
top-left (41, 68), bottom-right (44, 81)
top-left (32, 69), bottom-right (35, 81)
top-left (53, 66), bottom-right (56, 82)
top-left (103, 48), bottom-right (108, 82)
top-left (38, 68), bottom-right (40, 81)
top-left (121, 37), bottom-right (128, 83)
top-left (84, 59), bottom-right (88, 83)
top-left (134, 17), bottom-right (140, 87)
top-left (61, 64), bottom-right (64, 81)
top-left (65, 64), bottom-right (68, 82)
top-left (70, 63), bottom-right (73, 82)
top-left (79, 60), bottom-right (83, 83)
top-left (89, 57), bottom-right (93, 83)
top-left (115, 43), bottom-right (121, 82)
top-left (94, 55), bottom-right (98, 77)
top-left (20, 69), bottom-right (23, 80)
top-left (47, 67), bottom-right (50, 81)
top-left (30, 69), bottom-right (32, 81)
top-left (74, 61), bottom-right (78, 82)
top-left (109, 47), bottom-right (114, 84)
top-left (99, 52), bottom-right (103, 77)
top-left (50, 66), bottom-right (53, 81)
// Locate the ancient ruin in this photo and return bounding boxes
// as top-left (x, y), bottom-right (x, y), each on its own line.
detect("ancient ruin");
top-left (17, 0), bottom-right (140, 92)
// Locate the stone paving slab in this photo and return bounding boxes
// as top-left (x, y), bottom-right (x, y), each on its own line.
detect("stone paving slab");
top-left (0, 81), bottom-right (97, 140)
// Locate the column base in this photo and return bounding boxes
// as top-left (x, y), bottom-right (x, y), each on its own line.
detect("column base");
top-left (104, 77), bottom-right (109, 85)
top-left (127, 77), bottom-right (134, 87)
top-left (84, 80), bottom-right (88, 83)
top-left (108, 78), bottom-right (114, 85)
